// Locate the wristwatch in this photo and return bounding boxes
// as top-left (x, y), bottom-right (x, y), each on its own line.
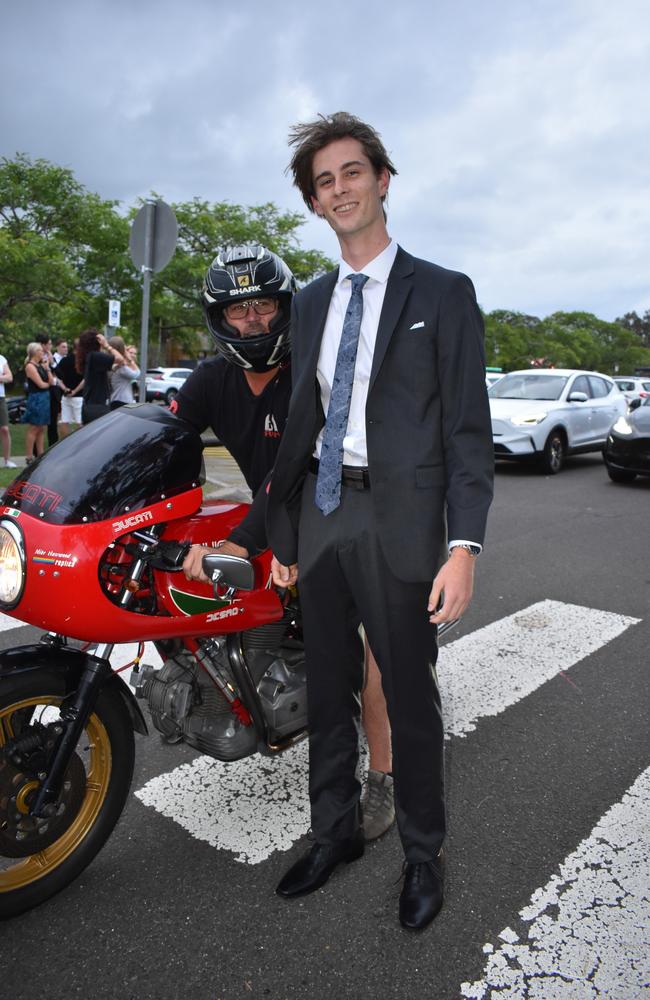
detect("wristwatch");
top-left (451, 543), bottom-right (481, 557)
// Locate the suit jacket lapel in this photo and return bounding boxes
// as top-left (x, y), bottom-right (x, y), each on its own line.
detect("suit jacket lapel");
top-left (302, 269), bottom-right (338, 379)
top-left (369, 246), bottom-right (414, 392)
top-left (290, 270), bottom-right (337, 445)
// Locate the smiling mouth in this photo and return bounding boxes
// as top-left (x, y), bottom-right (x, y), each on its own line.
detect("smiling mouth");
top-left (333, 202), bottom-right (357, 214)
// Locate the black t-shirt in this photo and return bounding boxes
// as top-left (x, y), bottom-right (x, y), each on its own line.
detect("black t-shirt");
top-left (54, 354), bottom-right (83, 391)
top-left (174, 358), bottom-right (291, 495)
top-left (83, 351), bottom-right (113, 405)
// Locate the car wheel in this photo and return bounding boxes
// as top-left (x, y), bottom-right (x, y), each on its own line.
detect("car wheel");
top-left (539, 430), bottom-right (565, 474)
top-left (606, 465), bottom-right (636, 483)
top-left (164, 388), bottom-right (178, 405)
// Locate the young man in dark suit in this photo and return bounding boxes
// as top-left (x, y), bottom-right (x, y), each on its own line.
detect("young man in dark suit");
top-left (268, 112), bottom-right (494, 929)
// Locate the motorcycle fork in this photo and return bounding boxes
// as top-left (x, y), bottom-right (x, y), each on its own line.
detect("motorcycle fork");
top-left (29, 643), bottom-right (115, 818)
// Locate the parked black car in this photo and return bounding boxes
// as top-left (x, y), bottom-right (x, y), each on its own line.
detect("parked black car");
top-left (7, 396), bottom-right (26, 424)
top-left (603, 397), bottom-right (650, 482)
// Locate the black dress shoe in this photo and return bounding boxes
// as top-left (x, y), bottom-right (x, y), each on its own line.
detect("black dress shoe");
top-left (276, 831), bottom-right (364, 898)
top-left (398, 853), bottom-right (444, 930)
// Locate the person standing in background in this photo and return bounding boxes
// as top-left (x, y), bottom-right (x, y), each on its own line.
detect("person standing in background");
top-left (35, 333), bottom-right (61, 446)
top-left (52, 338), bottom-right (68, 366)
top-left (0, 352), bottom-right (16, 467)
top-left (54, 337), bottom-right (84, 437)
top-left (108, 336), bottom-right (140, 408)
top-left (75, 328), bottom-right (125, 424)
top-left (23, 342), bottom-right (55, 460)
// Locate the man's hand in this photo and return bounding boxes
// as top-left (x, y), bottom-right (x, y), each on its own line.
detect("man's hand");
top-left (428, 547), bottom-right (476, 624)
top-left (271, 556), bottom-right (298, 588)
top-left (183, 541), bottom-right (249, 583)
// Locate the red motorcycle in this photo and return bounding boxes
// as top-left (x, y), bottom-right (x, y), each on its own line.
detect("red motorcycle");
top-left (0, 404), bottom-right (307, 918)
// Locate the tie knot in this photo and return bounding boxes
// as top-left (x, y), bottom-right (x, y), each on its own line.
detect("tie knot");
top-left (347, 273), bottom-right (369, 293)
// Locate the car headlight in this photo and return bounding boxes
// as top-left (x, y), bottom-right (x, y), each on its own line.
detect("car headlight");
top-left (611, 416), bottom-right (633, 435)
top-left (0, 520), bottom-right (25, 607)
top-left (510, 412), bottom-right (548, 426)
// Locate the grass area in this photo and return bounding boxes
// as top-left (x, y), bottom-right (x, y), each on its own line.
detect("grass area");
top-left (0, 467), bottom-right (19, 488)
top-left (8, 423), bottom-right (28, 456)
top-left (0, 425), bottom-right (51, 488)
top-left (0, 425), bottom-right (28, 487)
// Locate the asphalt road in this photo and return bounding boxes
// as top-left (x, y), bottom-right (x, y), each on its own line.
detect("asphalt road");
top-left (1, 454), bottom-right (648, 1000)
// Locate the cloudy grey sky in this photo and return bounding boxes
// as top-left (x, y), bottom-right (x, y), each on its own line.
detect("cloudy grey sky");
top-left (2, 0), bottom-right (649, 320)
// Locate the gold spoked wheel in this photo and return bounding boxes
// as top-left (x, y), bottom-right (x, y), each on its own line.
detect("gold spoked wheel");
top-left (0, 695), bottom-right (112, 892)
top-left (0, 671), bottom-right (134, 919)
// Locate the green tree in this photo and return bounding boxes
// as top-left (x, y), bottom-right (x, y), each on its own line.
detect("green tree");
top-left (484, 308), bottom-right (650, 374)
top-left (483, 310), bottom-right (544, 370)
top-left (0, 153), bottom-right (136, 372)
top-left (542, 312), bottom-right (650, 373)
top-left (615, 310), bottom-right (650, 350)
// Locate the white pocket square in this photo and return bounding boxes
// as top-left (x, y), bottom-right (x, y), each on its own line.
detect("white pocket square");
top-left (409, 321), bottom-right (425, 330)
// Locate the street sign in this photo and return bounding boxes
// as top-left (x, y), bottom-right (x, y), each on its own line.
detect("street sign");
top-left (129, 199), bottom-right (177, 273)
top-left (108, 299), bottom-right (121, 327)
top-left (129, 199), bottom-right (178, 398)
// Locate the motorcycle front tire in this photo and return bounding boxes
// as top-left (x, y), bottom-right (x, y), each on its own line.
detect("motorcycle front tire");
top-left (0, 669), bottom-right (135, 919)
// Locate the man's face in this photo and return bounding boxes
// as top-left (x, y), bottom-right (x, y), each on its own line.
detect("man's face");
top-left (310, 137), bottom-right (389, 239)
top-left (224, 297), bottom-right (279, 337)
top-left (57, 341), bottom-right (68, 356)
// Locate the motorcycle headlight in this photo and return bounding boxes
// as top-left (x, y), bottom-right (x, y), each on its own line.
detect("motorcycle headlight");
top-left (0, 520), bottom-right (25, 607)
top-left (511, 411), bottom-right (548, 427)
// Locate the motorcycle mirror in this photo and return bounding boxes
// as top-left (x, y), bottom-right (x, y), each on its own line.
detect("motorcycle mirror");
top-left (202, 553), bottom-right (256, 595)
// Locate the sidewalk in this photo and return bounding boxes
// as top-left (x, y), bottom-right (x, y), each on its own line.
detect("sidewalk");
top-left (201, 445), bottom-right (252, 502)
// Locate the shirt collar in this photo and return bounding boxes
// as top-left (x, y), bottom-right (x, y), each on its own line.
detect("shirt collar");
top-left (336, 239), bottom-right (397, 287)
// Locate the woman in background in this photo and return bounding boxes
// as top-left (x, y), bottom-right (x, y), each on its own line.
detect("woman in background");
top-left (75, 328), bottom-right (125, 424)
top-left (23, 341), bottom-right (54, 460)
top-left (108, 336), bottom-right (140, 408)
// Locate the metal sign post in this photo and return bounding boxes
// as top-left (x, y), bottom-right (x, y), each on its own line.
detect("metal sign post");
top-left (129, 199), bottom-right (178, 403)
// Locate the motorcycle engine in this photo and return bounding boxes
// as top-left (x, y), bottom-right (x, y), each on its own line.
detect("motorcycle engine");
top-left (134, 608), bottom-right (306, 762)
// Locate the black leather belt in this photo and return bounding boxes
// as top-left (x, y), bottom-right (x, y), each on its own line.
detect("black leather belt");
top-left (309, 457), bottom-right (371, 489)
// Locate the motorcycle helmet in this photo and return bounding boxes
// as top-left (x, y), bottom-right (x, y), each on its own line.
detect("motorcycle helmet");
top-left (203, 244), bottom-right (296, 372)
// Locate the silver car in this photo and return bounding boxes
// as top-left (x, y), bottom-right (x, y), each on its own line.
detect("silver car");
top-left (145, 367), bottom-right (193, 404)
top-left (488, 369), bottom-right (627, 473)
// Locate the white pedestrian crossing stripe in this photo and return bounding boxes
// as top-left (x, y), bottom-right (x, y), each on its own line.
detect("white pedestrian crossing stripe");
top-left (440, 599), bottom-right (640, 737)
top-left (136, 745), bottom-right (311, 864)
top-left (460, 765), bottom-right (650, 999)
top-left (132, 600), bottom-right (640, 864)
top-left (0, 611), bottom-right (27, 633)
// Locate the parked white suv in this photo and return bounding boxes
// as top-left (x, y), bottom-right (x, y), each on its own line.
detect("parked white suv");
top-left (145, 368), bottom-right (193, 404)
top-left (613, 376), bottom-right (650, 407)
top-left (488, 369), bottom-right (627, 473)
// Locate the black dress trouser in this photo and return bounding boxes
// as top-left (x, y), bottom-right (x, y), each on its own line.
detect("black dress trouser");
top-left (297, 472), bottom-right (445, 863)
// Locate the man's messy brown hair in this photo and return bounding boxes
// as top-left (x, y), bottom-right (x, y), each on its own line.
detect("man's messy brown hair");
top-left (287, 112), bottom-right (398, 214)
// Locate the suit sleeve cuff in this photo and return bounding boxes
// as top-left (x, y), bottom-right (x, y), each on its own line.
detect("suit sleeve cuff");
top-left (448, 539), bottom-right (483, 554)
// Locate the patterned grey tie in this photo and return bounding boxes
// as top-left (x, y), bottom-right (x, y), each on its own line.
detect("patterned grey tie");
top-left (315, 273), bottom-right (369, 515)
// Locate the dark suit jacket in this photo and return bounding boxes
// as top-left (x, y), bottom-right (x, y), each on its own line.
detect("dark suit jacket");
top-left (266, 246), bottom-right (494, 583)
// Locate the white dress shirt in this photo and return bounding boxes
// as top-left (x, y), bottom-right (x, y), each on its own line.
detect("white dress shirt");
top-left (315, 240), bottom-right (397, 467)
